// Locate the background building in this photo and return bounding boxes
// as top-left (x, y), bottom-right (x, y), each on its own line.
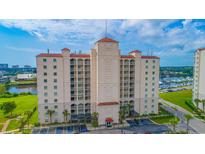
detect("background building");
top-left (36, 37), bottom-right (160, 126)
top-left (193, 48), bottom-right (205, 110)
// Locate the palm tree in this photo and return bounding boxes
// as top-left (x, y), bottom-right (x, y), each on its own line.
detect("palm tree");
top-left (91, 112), bottom-right (99, 128)
top-left (46, 109), bottom-right (55, 123)
top-left (62, 110), bottom-right (70, 123)
top-left (184, 114), bottom-right (193, 133)
top-left (169, 117), bottom-right (179, 133)
top-left (194, 99), bottom-right (201, 109)
top-left (119, 107), bottom-right (126, 124)
top-left (127, 102), bottom-right (132, 117)
top-left (201, 100), bottom-right (205, 112)
top-left (24, 110), bottom-right (32, 128)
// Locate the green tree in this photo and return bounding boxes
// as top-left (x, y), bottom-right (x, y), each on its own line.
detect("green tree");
top-left (0, 84), bottom-right (6, 94)
top-left (0, 101), bottom-right (16, 116)
top-left (184, 114), bottom-right (193, 133)
top-left (194, 99), bottom-right (201, 109)
top-left (169, 117), bottom-right (179, 133)
top-left (46, 109), bottom-right (55, 123)
top-left (62, 110), bottom-right (70, 123)
top-left (91, 112), bottom-right (99, 128)
top-left (24, 111), bottom-right (32, 128)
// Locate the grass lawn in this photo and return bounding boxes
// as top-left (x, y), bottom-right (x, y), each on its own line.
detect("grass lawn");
top-left (0, 95), bottom-right (38, 125)
top-left (160, 90), bottom-right (193, 113)
top-left (6, 120), bottom-right (21, 131)
top-left (151, 116), bottom-right (179, 124)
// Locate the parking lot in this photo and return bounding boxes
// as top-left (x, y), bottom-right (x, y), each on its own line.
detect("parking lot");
top-left (32, 124), bottom-right (88, 134)
top-left (125, 119), bottom-right (170, 134)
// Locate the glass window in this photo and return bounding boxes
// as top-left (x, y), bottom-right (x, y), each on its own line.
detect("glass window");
top-left (54, 105), bottom-right (58, 109)
top-left (44, 92), bottom-right (48, 96)
top-left (53, 58), bottom-right (57, 62)
top-left (44, 72), bottom-right (47, 76)
top-left (53, 72), bottom-right (57, 76)
top-left (43, 65), bottom-right (47, 69)
top-left (146, 60), bottom-right (148, 63)
top-left (54, 85), bottom-right (57, 89)
top-left (54, 99), bottom-right (58, 103)
top-left (44, 99), bottom-right (48, 103)
top-left (44, 79), bottom-right (47, 83)
top-left (44, 86), bottom-right (48, 90)
top-left (44, 106), bottom-right (48, 109)
top-left (43, 58), bottom-right (47, 62)
top-left (53, 65), bottom-right (57, 69)
top-left (54, 92), bottom-right (57, 96)
top-left (54, 79), bottom-right (57, 83)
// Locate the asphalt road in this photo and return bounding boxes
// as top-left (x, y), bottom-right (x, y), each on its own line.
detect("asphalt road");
top-left (160, 99), bottom-right (205, 134)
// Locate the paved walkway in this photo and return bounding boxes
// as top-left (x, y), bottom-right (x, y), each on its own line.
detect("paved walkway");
top-left (1, 119), bottom-right (11, 132)
top-left (160, 98), bottom-right (205, 134)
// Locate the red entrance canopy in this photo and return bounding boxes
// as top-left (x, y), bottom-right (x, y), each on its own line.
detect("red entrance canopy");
top-left (105, 117), bottom-right (113, 123)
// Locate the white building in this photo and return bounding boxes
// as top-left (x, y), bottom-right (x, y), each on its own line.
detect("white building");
top-left (36, 37), bottom-right (160, 126)
top-left (17, 73), bottom-right (36, 80)
top-left (193, 48), bottom-right (205, 110)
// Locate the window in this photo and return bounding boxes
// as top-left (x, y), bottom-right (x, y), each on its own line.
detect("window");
top-left (152, 65), bottom-right (155, 69)
top-left (44, 106), bottom-right (48, 109)
top-left (152, 88), bottom-right (155, 91)
top-left (44, 72), bottom-right (47, 76)
top-left (152, 71), bottom-right (155, 75)
top-left (153, 60), bottom-right (156, 63)
top-left (53, 72), bottom-right (57, 76)
top-left (145, 72), bottom-right (148, 75)
top-left (44, 92), bottom-right (48, 96)
top-left (151, 105), bottom-right (154, 108)
top-left (53, 65), bottom-right (57, 69)
top-left (145, 83), bottom-right (148, 86)
top-left (54, 79), bottom-right (57, 83)
top-left (146, 60), bottom-right (148, 63)
top-left (54, 105), bottom-right (58, 109)
top-left (43, 58), bottom-right (47, 62)
top-left (44, 79), bottom-right (47, 83)
top-left (145, 77), bottom-right (148, 80)
top-left (54, 92), bottom-right (57, 96)
top-left (144, 99), bottom-right (147, 103)
top-left (44, 86), bottom-right (48, 90)
top-left (43, 65), bottom-right (47, 69)
top-left (44, 99), bottom-right (48, 103)
top-left (54, 85), bottom-right (57, 89)
top-left (146, 65), bottom-right (148, 69)
top-left (54, 99), bottom-right (58, 103)
top-left (152, 83), bottom-right (155, 86)
top-left (145, 88), bottom-right (148, 92)
top-left (145, 105), bottom-right (147, 108)
top-left (53, 58), bottom-right (57, 62)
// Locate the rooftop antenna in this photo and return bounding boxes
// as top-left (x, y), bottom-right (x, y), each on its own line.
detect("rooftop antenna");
top-left (47, 48), bottom-right (50, 54)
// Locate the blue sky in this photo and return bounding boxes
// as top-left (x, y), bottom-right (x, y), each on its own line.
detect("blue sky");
top-left (0, 19), bottom-right (205, 67)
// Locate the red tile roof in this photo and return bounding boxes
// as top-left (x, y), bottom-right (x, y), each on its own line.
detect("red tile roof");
top-left (141, 56), bottom-right (159, 59)
top-left (36, 53), bottom-right (63, 57)
top-left (70, 54), bottom-right (90, 58)
top-left (97, 37), bottom-right (118, 43)
top-left (98, 102), bottom-right (119, 106)
top-left (62, 48), bottom-right (70, 51)
top-left (105, 117), bottom-right (113, 122)
top-left (129, 50), bottom-right (141, 54)
top-left (120, 55), bottom-right (134, 59)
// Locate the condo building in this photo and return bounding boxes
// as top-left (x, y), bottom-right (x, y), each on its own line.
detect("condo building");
top-left (36, 37), bottom-right (160, 126)
top-left (193, 48), bottom-right (205, 110)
